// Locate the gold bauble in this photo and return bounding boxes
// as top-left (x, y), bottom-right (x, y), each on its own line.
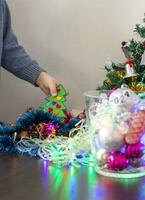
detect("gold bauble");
top-left (104, 79), bottom-right (112, 87)
top-left (113, 70), bottom-right (125, 78)
top-left (20, 131), bottom-right (28, 138)
top-left (128, 82), bottom-right (145, 92)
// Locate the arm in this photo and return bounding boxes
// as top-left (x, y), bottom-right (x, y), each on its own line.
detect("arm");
top-left (1, 0), bottom-right (59, 95)
top-left (1, 0), bottom-right (44, 85)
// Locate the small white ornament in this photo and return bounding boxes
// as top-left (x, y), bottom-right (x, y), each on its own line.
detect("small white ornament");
top-left (109, 87), bottom-right (139, 106)
top-left (109, 89), bottom-right (125, 106)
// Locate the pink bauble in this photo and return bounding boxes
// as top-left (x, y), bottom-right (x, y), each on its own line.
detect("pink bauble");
top-left (125, 143), bottom-right (144, 159)
top-left (43, 123), bottom-right (59, 136)
top-left (107, 151), bottom-right (129, 171)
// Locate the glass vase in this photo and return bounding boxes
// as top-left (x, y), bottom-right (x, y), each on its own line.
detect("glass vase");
top-left (84, 89), bottom-right (145, 178)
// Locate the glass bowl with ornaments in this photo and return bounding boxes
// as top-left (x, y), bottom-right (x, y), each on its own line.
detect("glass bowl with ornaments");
top-left (84, 85), bottom-right (145, 178)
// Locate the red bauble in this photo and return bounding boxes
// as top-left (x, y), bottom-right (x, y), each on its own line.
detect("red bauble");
top-left (125, 143), bottom-right (144, 159)
top-left (107, 151), bottom-right (129, 171)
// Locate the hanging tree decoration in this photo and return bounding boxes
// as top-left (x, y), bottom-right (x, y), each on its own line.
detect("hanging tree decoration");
top-left (128, 67), bottom-right (145, 92)
top-left (124, 60), bottom-right (138, 78)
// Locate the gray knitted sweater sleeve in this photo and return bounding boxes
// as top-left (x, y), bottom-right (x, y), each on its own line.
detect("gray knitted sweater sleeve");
top-left (1, 0), bottom-right (44, 85)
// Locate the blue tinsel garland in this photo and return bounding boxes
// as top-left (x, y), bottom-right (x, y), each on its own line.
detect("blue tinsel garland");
top-left (15, 109), bottom-right (62, 131)
top-left (0, 109), bottom-right (83, 154)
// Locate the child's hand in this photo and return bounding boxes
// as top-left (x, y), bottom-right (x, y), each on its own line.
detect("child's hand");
top-left (36, 72), bottom-right (60, 96)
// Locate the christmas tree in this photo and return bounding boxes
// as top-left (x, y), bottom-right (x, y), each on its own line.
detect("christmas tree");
top-left (98, 14), bottom-right (145, 92)
top-left (40, 84), bottom-right (68, 118)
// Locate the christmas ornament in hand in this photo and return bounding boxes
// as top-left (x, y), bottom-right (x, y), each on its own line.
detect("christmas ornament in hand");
top-left (40, 84), bottom-right (68, 118)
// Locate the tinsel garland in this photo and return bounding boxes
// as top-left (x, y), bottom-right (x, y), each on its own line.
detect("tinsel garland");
top-left (0, 123), bottom-right (17, 153)
top-left (15, 109), bottom-right (62, 132)
top-left (59, 115), bottom-right (82, 136)
top-left (0, 122), bottom-right (15, 135)
top-left (0, 109), bottom-right (84, 154)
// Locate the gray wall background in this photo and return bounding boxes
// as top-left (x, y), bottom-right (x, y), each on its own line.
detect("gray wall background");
top-left (0, 0), bottom-right (145, 122)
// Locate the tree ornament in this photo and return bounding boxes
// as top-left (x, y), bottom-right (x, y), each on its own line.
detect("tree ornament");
top-left (98, 127), bottom-right (125, 151)
top-left (109, 86), bottom-right (138, 106)
top-left (124, 60), bottom-right (138, 78)
top-left (43, 123), bottom-right (59, 136)
top-left (128, 82), bottom-right (145, 92)
top-left (27, 123), bottom-right (43, 138)
top-left (107, 151), bottom-right (129, 171)
top-left (40, 84), bottom-right (68, 118)
top-left (109, 89), bottom-right (125, 106)
top-left (112, 70), bottom-right (125, 79)
top-left (103, 79), bottom-right (112, 90)
top-left (125, 143), bottom-right (144, 159)
top-left (19, 131), bottom-right (28, 138)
